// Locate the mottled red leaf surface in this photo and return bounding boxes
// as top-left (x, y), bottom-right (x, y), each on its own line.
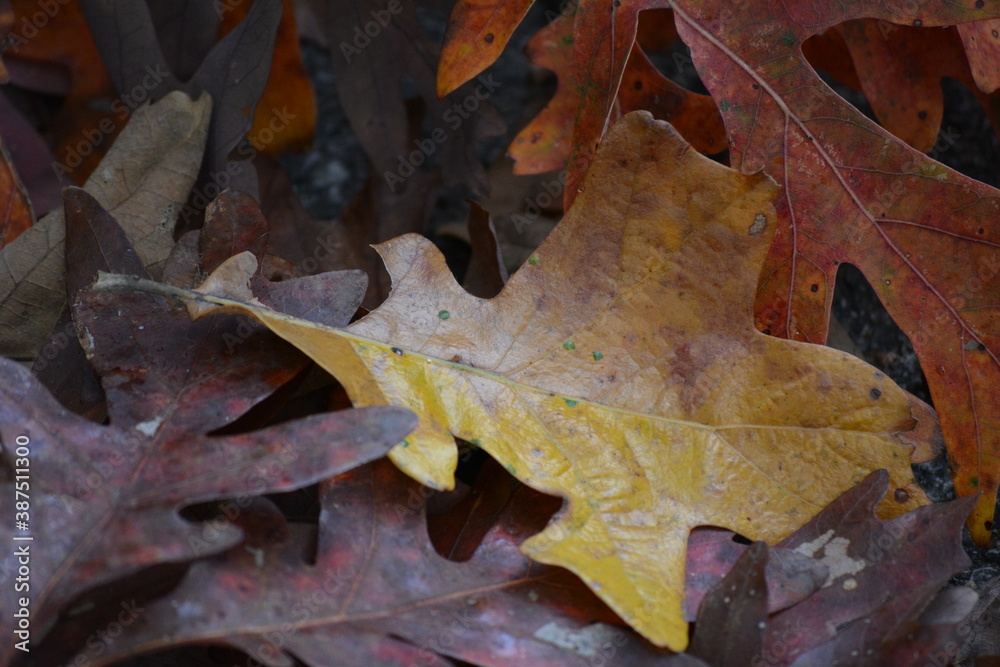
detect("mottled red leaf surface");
top-left (678, 470), bottom-right (976, 663)
top-left (508, 9), bottom-right (725, 180)
top-left (667, 0), bottom-right (1000, 543)
top-left (81, 459), bottom-right (693, 667)
top-left (0, 194), bottom-right (414, 662)
top-left (830, 20), bottom-right (1000, 152)
top-left (958, 18), bottom-right (1000, 94)
top-left (758, 470), bottom-right (974, 664)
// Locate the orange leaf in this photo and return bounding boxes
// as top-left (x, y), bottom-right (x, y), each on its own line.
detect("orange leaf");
top-left (437, 0), bottom-right (534, 97)
top-left (0, 139), bottom-right (33, 249)
top-left (958, 18), bottom-right (1000, 94)
top-left (671, 0), bottom-right (1000, 543)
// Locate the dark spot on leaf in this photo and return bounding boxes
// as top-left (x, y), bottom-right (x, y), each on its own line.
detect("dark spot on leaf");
top-left (484, 33), bottom-right (494, 44)
top-left (752, 83), bottom-right (759, 90)
top-left (980, 344), bottom-right (987, 351)
top-left (894, 488), bottom-right (910, 503)
top-left (918, 110), bottom-right (927, 120)
top-left (531, 132), bottom-right (542, 144)
top-left (979, 228), bottom-right (985, 234)
top-left (762, 328), bottom-right (771, 335)
top-left (976, 0), bottom-right (984, 7)
top-left (391, 347), bottom-right (404, 356)
top-left (634, 80), bottom-right (643, 90)
top-left (810, 284), bottom-right (818, 293)
top-left (870, 387), bottom-right (882, 400)
top-left (913, 19), bottom-right (923, 27)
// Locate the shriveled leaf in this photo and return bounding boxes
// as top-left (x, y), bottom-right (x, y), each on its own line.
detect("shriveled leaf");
top-left (79, 459), bottom-right (690, 667)
top-left (0, 90), bottom-right (210, 360)
top-left (99, 112), bottom-right (933, 650)
top-left (669, 0), bottom-right (1000, 543)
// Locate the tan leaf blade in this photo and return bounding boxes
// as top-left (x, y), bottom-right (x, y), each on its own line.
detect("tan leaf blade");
top-left (95, 112), bottom-right (932, 651)
top-left (0, 90), bottom-right (210, 360)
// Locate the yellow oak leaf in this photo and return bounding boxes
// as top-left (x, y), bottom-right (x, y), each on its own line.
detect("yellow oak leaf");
top-left (96, 111), bottom-right (932, 651)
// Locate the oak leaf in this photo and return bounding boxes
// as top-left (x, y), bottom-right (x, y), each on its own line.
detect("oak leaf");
top-left (666, 0), bottom-right (1000, 543)
top-left (507, 8), bottom-right (726, 179)
top-left (101, 112), bottom-right (934, 650)
top-left (72, 459), bottom-right (690, 667)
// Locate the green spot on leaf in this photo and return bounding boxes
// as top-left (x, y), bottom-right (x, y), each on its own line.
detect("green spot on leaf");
top-left (971, 476), bottom-right (979, 488)
top-left (782, 30), bottom-right (796, 46)
top-left (565, 398), bottom-right (579, 407)
top-left (505, 464), bottom-right (517, 476)
top-left (563, 340), bottom-right (576, 350)
top-left (401, 440), bottom-right (409, 448)
top-left (438, 310), bottom-right (450, 320)
top-left (528, 254), bottom-right (540, 265)
top-left (469, 438), bottom-right (482, 446)
top-left (592, 351), bottom-right (604, 360)
top-left (719, 99), bottom-right (730, 113)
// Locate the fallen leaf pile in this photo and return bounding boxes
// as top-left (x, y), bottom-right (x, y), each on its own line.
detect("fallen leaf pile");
top-left (1, 0), bottom-right (999, 664)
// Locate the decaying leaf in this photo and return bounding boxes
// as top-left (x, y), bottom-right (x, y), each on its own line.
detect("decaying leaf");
top-left (0, 90), bottom-right (210, 360)
top-left (0, 356), bottom-right (414, 665)
top-left (71, 459), bottom-right (691, 667)
top-left (761, 470), bottom-right (976, 664)
top-left (97, 112), bottom-right (934, 650)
